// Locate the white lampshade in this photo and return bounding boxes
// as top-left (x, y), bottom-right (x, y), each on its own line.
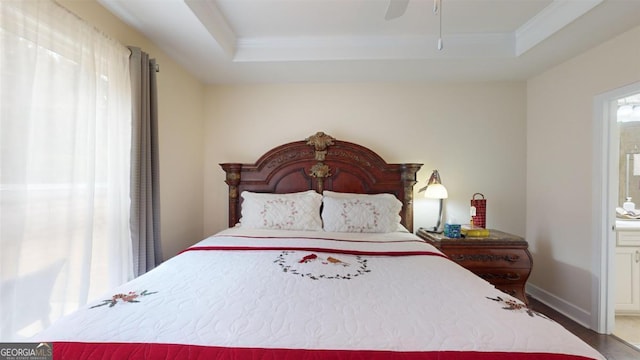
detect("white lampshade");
top-left (424, 183), bottom-right (448, 199)
top-left (419, 169), bottom-right (449, 199)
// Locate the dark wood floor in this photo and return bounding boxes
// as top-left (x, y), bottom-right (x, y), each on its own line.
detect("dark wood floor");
top-left (528, 297), bottom-right (640, 360)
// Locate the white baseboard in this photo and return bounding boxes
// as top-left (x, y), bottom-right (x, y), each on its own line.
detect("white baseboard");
top-left (526, 283), bottom-right (594, 329)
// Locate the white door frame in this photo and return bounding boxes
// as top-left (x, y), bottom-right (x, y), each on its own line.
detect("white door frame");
top-left (593, 81), bottom-right (640, 334)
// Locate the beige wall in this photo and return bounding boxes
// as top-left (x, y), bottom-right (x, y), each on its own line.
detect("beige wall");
top-left (526, 25), bottom-right (640, 324)
top-left (203, 82), bottom-right (527, 239)
top-left (60, 0), bottom-right (206, 259)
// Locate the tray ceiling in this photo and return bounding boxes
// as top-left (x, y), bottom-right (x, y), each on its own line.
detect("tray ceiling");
top-left (98, 0), bottom-right (640, 84)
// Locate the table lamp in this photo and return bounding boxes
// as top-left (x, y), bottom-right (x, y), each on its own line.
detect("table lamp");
top-left (419, 169), bottom-right (448, 233)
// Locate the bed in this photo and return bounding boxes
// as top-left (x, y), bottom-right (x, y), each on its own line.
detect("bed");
top-left (36, 132), bottom-right (605, 360)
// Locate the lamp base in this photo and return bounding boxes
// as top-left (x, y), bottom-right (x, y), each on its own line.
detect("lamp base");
top-left (424, 226), bottom-right (443, 234)
top-left (425, 198), bottom-right (445, 234)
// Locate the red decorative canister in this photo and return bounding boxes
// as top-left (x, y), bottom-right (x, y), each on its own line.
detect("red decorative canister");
top-left (470, 193), bottom-right (486, 228)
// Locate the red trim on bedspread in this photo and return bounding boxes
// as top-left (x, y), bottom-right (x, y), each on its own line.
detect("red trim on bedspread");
top-left (52, 342), bottom-right (598, 360)
top-left (216, 234), bottom-right (427, 244)
top-left (181, 246), bottom-right (447, 259)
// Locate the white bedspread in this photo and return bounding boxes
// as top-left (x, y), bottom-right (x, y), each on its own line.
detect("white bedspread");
top-left (35, 228), bottom-right (604, 360)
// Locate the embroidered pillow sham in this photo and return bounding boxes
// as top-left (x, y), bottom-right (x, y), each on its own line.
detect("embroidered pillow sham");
top-left (321, 191), bottom-right (402, 233)
top-left (239, 190), bottom-right (323, 231)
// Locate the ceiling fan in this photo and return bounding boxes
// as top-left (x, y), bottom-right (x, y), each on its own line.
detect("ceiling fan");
top-left (384, 0), bottom-right (443, 50)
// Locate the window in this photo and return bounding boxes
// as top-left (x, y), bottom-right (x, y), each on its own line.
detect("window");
top-left (1, 1), bottom-right (132, 340)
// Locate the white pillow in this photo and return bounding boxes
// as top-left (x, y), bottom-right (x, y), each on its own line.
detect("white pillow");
top-left (239, 190), bottom-right (323, 231)
top-left (321, 191), bottom-right (402, 233)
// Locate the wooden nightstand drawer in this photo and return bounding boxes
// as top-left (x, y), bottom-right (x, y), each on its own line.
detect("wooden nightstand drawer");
top-left (446, 249), bottom-right (531, 269)
top-left (472, 268), bottom-right (531, 285)
top-left (416, 227), bottom-right (532, 305)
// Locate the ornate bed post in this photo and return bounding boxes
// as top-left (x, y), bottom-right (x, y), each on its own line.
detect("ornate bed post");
top-left (220, 163), bottom-right (242, 227)
top-left (401, 164), bottom-right (422, 233)
top-left (306, 132), bottom-right (335, 193)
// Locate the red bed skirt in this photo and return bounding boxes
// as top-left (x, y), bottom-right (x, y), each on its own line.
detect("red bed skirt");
top-left (52, 342), bottom-right (597, 360)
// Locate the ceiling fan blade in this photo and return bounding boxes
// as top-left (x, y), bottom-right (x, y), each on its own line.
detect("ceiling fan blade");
top-left (384, 0), bottom-right (409, 20)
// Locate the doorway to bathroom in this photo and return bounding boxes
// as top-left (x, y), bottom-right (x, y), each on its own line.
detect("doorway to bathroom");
top-left (596, 83), bottom-right (640, 349)
top-left (612, 91), bottom-right (640, 350)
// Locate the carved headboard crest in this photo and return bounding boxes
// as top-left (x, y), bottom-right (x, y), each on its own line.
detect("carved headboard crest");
top-left (306, 131), bottom-right (335, 192)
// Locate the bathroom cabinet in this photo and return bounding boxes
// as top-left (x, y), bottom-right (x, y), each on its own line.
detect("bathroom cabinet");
top-left (615, 230), bottom-right (640, 315)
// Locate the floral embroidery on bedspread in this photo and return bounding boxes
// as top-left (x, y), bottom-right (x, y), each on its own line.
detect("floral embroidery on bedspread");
top-left (486, 296), bottom-right (550, 320)
top-left (90, 290), bottom-right (158, 309)
top-left (274, 251), bottom-right (370, 280)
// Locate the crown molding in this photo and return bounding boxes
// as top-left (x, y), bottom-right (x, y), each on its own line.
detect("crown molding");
top-left (515, 0), bottom-right (603, 56)
top-left (184, 0), bottom-right (236, 57)
top-left (233, 33), bottom-right (513, 62)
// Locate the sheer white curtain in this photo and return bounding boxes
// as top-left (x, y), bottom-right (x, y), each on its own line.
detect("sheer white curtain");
top-left (0, 1), bottom-right (133, 340)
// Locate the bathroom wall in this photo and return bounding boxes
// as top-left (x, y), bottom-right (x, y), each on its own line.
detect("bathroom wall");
top-left (619, 120), bottom-right (640, 208)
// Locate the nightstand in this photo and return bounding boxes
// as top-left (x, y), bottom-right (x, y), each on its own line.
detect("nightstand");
top-left (416, 227), bottom-right (532, 305)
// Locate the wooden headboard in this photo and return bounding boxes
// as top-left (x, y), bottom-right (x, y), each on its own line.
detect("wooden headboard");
top-left (220, 132), bottom-right (423, 232)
